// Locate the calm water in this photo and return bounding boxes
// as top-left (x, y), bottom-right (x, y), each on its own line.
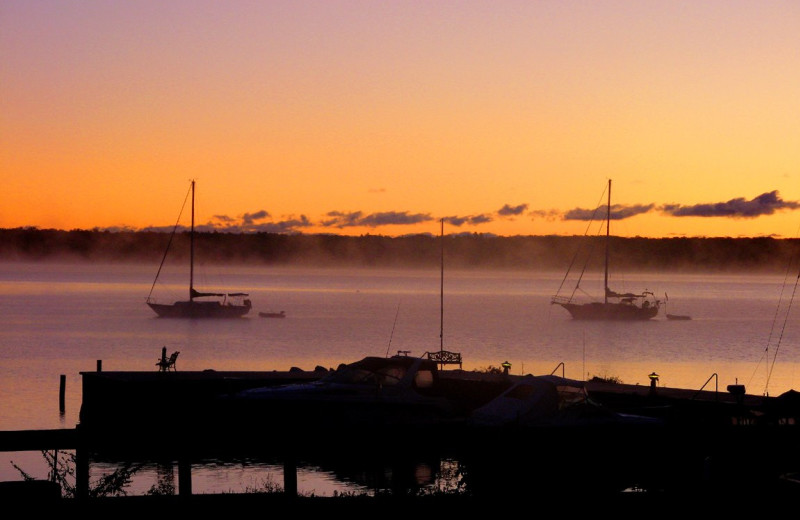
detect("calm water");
top-left (1, 261), bottom-right (799, 494)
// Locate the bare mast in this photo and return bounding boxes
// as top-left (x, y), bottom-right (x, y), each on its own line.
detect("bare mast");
top-left (604, 179), bottom-right (611, 305)
top-left (440, 218), bottom-right (444, 354)
top-left (189, 180), bottom-right (195, 301)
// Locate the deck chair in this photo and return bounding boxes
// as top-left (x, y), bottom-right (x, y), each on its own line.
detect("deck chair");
top-left (156, 351), bottom-right (180, 372)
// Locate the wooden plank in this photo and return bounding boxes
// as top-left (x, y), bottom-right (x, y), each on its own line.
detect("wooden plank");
top-left (0, 429), bottom-right (78, 452)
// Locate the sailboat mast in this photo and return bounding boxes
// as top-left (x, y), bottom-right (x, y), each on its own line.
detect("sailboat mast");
top-left (604, 179), bottom-right (611, 304)
top-left (189, 180), bottom-right (195, 301)
top-left (440, 218), bottom-right (444, 354)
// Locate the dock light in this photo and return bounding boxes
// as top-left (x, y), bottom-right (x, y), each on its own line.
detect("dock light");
top-left (648, 372), bottom-right (659, 394)
top-left (502, 361), bottom-right (511, 375)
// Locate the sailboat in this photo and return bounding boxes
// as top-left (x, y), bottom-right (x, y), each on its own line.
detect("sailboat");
top-left (146, 180), bottom-right (252, 318)
top-left (551, 179), bottom-right (660, 320)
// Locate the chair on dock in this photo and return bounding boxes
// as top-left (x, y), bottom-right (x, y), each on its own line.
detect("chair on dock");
top-left (156, 351), bottom-right (180, 372)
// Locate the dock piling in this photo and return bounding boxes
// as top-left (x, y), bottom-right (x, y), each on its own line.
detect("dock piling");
top-left (75, 426), bottom-right (89, 500)
top-left (178, 458), bottom-right (192, 496)
top-left (59, 375), bottom-right (66, 414)
top-left (284, 456), bottom-right (297, 497)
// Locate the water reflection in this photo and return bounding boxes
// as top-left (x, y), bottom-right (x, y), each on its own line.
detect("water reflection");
top-left (90, 456), bottom-right (464, 498)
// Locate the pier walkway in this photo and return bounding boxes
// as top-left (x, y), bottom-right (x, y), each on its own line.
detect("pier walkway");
top-left (2, 366), bottom-right (799, 510)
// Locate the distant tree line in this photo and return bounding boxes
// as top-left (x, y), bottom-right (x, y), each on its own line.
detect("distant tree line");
top-left (1, 227), bottom-right (798, 273)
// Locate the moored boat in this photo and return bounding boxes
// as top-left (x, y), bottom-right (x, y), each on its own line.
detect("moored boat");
top-left (146, 180), bottom-right (252, 318)
top-left (551, 179), bottom-right (661, 320)
top-left (667, 314), bottom-right (692, 321)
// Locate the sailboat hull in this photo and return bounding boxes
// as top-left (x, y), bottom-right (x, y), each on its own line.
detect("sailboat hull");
top-left (557, 302), bottom-right (659, 321)
top-left (148, 300), bottom-right (251, 319)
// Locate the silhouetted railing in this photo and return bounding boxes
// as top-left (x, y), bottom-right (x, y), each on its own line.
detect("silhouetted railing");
top-left (692, 373), bottom-right (719, 401)
top-left (550, 362), bottom-right (565, 378)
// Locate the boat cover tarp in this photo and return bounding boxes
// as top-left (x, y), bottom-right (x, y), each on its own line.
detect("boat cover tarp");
top-left (606, 288), bottom-right (645, 299)
top-left (191, 288), bottom-right (249, 298)
top-left (468, 375), bottom-right (560, 427)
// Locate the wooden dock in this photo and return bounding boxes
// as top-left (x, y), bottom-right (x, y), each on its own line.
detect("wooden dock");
top-left (3, 365), bottom-right (800, 508)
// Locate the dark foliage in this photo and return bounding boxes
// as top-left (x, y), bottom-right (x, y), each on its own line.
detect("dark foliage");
top-left (0, 227), bottom-right (798, 273)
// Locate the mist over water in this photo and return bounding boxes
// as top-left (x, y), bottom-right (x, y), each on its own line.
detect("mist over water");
top-left (1, 261), bottom-right (799, 494)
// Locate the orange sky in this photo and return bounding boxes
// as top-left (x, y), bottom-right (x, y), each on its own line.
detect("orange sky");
top-left (2, 1), bottom-right (799, 238)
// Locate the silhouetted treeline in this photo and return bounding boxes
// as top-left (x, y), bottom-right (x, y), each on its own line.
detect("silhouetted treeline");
top-left (1, 227), bottom-right (798, 273)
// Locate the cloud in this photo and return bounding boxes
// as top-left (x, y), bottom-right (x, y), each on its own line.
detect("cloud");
top-left (320, 211), bottom-right (362, 227)
top-left (444, 214), bottom-right (493, 226)
top-left (609, 204), bottom-right (656, 220)
top-left (529, 209), bottom-right (561, 222)
top-left (661, 191), bottom-right (800, 218)
top-left (211, 214), bottom-right (236, 224)
top-left (241, 210), bottom-right (270, 225)
top-left (249, 215), bottom-right (312, 233)
top-left (563, 204), bottom-right (654, 221)
top-left (321, 210), bottom-right (433, 228)
top-left (134, 189), bottom-right (800, 235)
top-left (199, 212), bottom-right (310, 233)
top-left (497, 203), bottom-right (528, 217)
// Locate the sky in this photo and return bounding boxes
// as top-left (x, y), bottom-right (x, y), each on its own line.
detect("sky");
top-left (2, 1), bottom-right (799, 238)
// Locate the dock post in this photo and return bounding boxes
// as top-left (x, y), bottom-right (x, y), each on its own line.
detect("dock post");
top-left (178, 458), bottom-right (192, 497)
top-left (59, 375), bottom-right (66, 414)
top-left (75, 426), bottom-right (89, 500)
top-left (284, 456), bottom-right (297, 497)
top-left (96, 360), bottom-right (102, 372)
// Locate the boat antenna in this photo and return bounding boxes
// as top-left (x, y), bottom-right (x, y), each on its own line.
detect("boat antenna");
top-left (146, 182), bottom-right (192, 302)
top-left (385, 302), bottom-right (401, 358)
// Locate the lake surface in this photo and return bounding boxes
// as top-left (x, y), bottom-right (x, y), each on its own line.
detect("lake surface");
top-left (1, 261), bottom-right (799, 495)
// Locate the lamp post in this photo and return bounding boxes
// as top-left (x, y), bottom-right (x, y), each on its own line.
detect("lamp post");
top-left (648, 372), bottom-right (659, 396)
